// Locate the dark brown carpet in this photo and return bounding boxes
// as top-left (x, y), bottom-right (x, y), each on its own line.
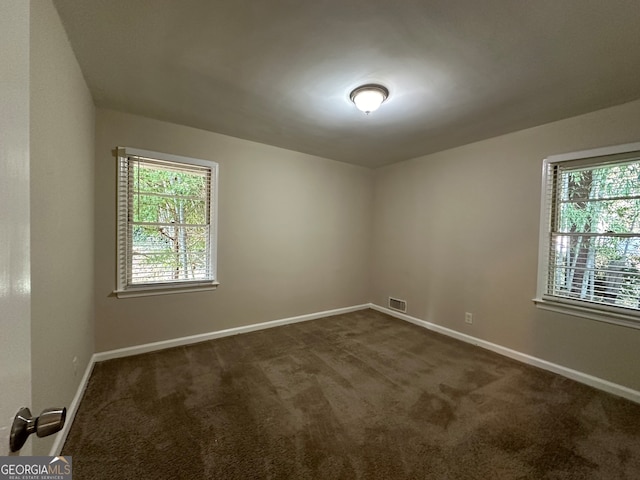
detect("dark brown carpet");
top-left (63, 309), bottom-right (640, 479)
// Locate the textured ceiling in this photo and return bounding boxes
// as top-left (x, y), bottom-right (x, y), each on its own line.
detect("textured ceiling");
top-left (53, 0), bottom-right (640, 168)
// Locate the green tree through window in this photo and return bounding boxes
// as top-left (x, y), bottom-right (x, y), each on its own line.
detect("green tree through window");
top-left (552, 161), bottom-right (640, 308)
top-left (538, 144), bottom-right (640, 322)
top-left (116, 148), bottom-right (218, 296)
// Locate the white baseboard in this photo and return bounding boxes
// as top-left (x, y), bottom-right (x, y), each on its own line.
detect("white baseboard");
top-left (370, 303), bottom-right (640, 405)
top-left (94, 304), bottom-right (370, 362)
top-left (49, 357), bottom-right (96, 456)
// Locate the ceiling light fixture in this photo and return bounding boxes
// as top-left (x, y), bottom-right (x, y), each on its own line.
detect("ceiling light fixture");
top-left (350, 84), bottom-right (389, 114)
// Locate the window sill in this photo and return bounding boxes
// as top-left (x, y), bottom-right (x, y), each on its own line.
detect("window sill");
top-left (114, 281), bottom-right (219, 299)
top-left (533, 297), bottom-right (640, 330)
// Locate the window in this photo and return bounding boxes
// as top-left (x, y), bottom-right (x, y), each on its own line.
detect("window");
top-left (535, 142), bottom-right (640, 328)
top-left (115, 147), bottom-right (218, 298)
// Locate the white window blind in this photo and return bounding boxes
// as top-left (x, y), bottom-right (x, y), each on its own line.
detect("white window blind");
top-left (537, 143), bottom-right (640, 325)
top-left (116, 147), bottom-right (218, 296)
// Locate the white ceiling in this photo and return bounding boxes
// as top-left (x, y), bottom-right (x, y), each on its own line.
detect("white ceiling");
top-left (53, 0), bottom-right (640, 168)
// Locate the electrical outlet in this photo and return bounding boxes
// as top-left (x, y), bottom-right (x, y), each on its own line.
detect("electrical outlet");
top-left (72, 356), bottom-right (79, 376)
top-left (465, 312), bottom-right (473, 324)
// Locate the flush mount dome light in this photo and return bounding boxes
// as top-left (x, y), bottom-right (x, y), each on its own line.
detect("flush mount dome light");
top-left (350, 84), bottom-right (389, 114)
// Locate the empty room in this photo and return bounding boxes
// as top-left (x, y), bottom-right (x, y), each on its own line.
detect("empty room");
top-left (2, 0), bottom-right (640, 478)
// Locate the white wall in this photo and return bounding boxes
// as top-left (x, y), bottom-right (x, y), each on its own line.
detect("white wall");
top-left (30, 0), bottom-right (95, 455)
top-left (94, 110), bottom-right (373, 352)
top-left (371, 99), bottom-right (640, 391)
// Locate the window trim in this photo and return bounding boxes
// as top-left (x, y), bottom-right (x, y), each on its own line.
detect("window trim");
top-left (114, 147), bottom-right (219, 298)
top-left (534, 141), bottom-right (640, 329)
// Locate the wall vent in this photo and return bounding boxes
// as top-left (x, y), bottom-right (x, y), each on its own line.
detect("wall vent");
top-left (388, 297), bottom-right (407, 313)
